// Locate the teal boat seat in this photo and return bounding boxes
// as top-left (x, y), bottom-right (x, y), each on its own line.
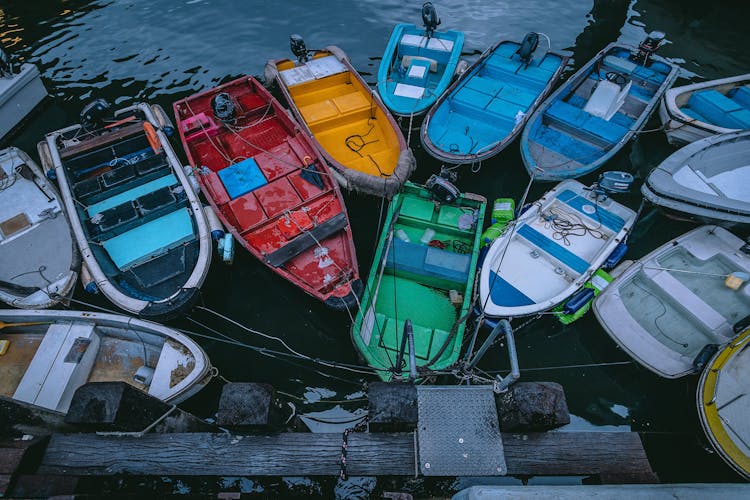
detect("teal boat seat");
top-left (102, 208), bottom-right (194, 270)
top-left (688, 90), bottom-right (750, 129)
top-left (546, 101), bottom-right (629, 144)
top-left (729, 86), bottom-right (750, 109)
top-left (404, 58), bottom-right (431, 86)
top-left (218, 157), bottom-right (267, 200)
top-left (87, 174), bottom-right (177, 216)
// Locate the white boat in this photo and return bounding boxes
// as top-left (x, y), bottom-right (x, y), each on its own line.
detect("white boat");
top-left (0, 308), bottom-right (212, 414)
top-left (0, 147), bottom-right (79, 308)
top-left (39, 102), bottom-right (212, 319)
top-left (697, 327), bottom-right (750, 480)
top-left (642, 130), bottom-right (750, 228)
top-left (593, 225), bottom-right (750, 379)
top-left (659, 73), bottom-right (750, 146)
top-left (479, 179), bottom-right (636, 318)
top-left (0, 51), bottom-right (47, 139)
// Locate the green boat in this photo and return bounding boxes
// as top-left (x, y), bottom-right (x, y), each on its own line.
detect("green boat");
top-left (351, 181), bottom-right (486, 381)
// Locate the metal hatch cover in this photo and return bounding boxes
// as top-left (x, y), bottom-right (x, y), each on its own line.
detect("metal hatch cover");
top-left (416, 385), bottom-right (506, 476)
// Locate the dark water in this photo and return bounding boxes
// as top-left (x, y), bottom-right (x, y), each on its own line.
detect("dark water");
top-left (2, 0), bottom-right (750, 496)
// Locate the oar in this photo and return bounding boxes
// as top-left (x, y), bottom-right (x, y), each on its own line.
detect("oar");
top-left (0, 321), bottom-right (49, 330)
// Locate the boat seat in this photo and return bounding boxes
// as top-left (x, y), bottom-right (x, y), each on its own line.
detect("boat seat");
top-left (648, 269), bottom-right (728, 332)
top-left (556, 189), bottom-right (625, 232)
top-left (729, 85), bottom-right (750, 109)
top-left (102, 207), bottom-right (195, 270)
top-left (386, 238), bottom-right (470, 285)
top-left (86, 173), bottom-right (178, 217)
top-left (687, 90), bottom-right (750, 129)
top-left (393, 83), bottom-right (425, 99)
top-left (101, 163), bottom-right (136, 188)
top-left (331, 92), bottom-right (371, 115)
top-left (400, 196), bottom-right (436, 222)
top-left (378, 316), bottom-right (446, 361)
top-left (516, 224), bottom-right (589, 275)
top-left (546, 100), bottom-right (629, 144)
top-left (401, 55), bottom-right (437, 73)
top-left (13, 322), bottom-right (100, 412)
top-left (148, 339), bottom-right (192, 399)
top-left (403, 59), bottom-right (432, 86)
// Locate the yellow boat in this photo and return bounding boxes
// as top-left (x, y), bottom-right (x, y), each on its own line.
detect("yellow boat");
top-left (697, 326), bottom-right (750, 480)
top-left (266, 39), bottom-right (415, 198)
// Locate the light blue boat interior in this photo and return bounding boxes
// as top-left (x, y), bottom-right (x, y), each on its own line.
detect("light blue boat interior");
top-left (424, 41), bottom-right (565, 160)
top-left (523, 46), bottom-right (675, 180)
top-left (377, 23), bottom-right (464, 116)
top-left (679, 85), bottom-right (750, 129)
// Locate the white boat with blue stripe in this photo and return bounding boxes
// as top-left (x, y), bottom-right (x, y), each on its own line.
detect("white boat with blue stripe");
top-left (479, 179), bottom-right (636, 318)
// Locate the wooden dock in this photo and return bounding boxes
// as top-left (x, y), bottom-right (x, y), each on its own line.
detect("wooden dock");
top-left (38, 430), bottom-right (655, 480)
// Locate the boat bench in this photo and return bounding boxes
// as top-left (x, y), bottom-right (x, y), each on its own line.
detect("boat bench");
top-left (516, 224), bottom-right (589, 275)
top-left (386, 238), bottom-right (471, 285)
top-left (728, 85), bottom-right (750, 109)
top-left (687, 90), bottom-right (750, 129)
top-left (374, 312), bottom-right (450, 361)
top-left (451, 88), bottom-right (517, 129)
top-left (102, 207), bottom-right (195, 271)
top-left (74, 153), bottom-right (170, 203)
top-left (13, 322), bottom-right (100, 412)
top-left (601, 55), bottom-right (664, 86)
top-left (546, 100), bottom-right (629, 145)
top-left (483, 54), bottom-right (553, 92)
top-left (557, 189), bottom-right (625, 232)
top-left (398, 34), bottom-right (453, 65)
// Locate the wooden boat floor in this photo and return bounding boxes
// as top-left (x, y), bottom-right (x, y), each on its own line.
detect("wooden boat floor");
top-left (0, 333), bottom-right (43, 397)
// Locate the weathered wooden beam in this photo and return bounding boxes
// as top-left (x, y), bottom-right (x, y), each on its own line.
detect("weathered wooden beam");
top-left (38, 431), bottom-right (654, 478)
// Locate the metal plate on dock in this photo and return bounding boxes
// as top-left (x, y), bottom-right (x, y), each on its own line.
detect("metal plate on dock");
top-left (416, 386), bottom-right (506, 476)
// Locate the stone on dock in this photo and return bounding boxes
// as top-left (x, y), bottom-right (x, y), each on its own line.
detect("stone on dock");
top-left (367, 382), bottom-right (417, 432)
top-left (65, 382), bottom-right (213, 433)
top-left (495, 382), bottom-right (570, 432)
top-left (216, 383), bottom-right (286, 429)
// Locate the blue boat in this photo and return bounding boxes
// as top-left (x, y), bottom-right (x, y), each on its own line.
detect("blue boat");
top-left (521, 33), bottom-right (679, 181)
top-left (420, 34), bottom-right (568, 165)
top-left (377, 2), bottom-right (464, 118)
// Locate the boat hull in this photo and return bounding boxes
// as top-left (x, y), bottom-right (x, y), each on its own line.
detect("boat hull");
top-left (173, 76), bottom-right (361, 310)
top-left (422, 39), bottom-right (567, 165)
top-left (0, 63), bottom-right (47, 140)
top-left (0, 308), bottom-right (212, 413)
top-left (697, 327), bottom-right (750, 480)
top-left (350, 182), bottom-right (486, 381)
top-left (642, 130), bottom-right (750, 228)
top-left (266, 46), bottom-right (415, 199)
top-left (593, 225), bottom-right (750, 378)
top-left (659, 73), bottom-right (750, 147)
top-left (479, 179), bottom-right (636, 317)
top-left (0, 147), bottom-right (79, 309)
top-left (521, 43), bottom-right (678, 181)
top-left (39, 103), bottom-right (212, 319)
top-left (377, 23), bottom-right (464, 117)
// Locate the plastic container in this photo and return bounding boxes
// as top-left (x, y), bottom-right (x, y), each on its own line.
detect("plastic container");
top-left (396, 229), bottom-right (411, 242)
top-left (480, 222), bottom-right (506, 248)
top-left (420, 228), bottom-right (436, 244)
top-left (491, 198), bottom-right (515, 224)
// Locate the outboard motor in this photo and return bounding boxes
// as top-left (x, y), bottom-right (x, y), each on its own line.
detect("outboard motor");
top-left (421, 2), bottom-right (441, 38)
top-left (590, 171), bottom-right (634, 200)
top-left (632, 30), bottom-right (666, 66)
top-left (426, 174), bottom-right (460, 204)
top-left (516, 32), bottom-right (539, 67)
top-left (211, 92), bottom-right (236, 125)
top-left (290, 34), bottom-right (309, 63)
top-left (80, 99), bottom-right (113, 133)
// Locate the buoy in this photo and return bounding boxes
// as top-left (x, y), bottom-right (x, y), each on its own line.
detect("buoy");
top-left (183, 165), bottom-right (200, 194)
top-left (217, 233), bottom-right (234, 264)
top-left (81, 262), bottom-right (99, 294)
top-left (603, 242), bottom-right (628, 270)
top-left (202, 205), bottom-right (225, 241)
top-left (45, 169), bottom-right (56, 181)
top-left (554, 269), bottom-right (613, 325)
top-left (143, 122), bottom-right (161, 154)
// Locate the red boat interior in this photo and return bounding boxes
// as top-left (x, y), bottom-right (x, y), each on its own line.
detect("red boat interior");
top-left (174, 77), bottom-right (358, 300)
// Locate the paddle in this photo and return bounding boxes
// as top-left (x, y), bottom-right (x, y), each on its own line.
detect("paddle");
top-left (0, 321), bottom-right (49, 330)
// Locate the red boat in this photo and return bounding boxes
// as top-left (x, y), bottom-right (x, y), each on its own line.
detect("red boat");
top-left (173, 76), bottom-right (361, 310)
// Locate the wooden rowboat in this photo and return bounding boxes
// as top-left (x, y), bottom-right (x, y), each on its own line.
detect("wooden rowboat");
top-left (173, 76), bottom-right (362, 311)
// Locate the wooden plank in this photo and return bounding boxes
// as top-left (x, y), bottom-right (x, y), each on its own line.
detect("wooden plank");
top-left (59, 122), bottom-right (145, 159)
top-left (38, 431), bottom-right (653, 477)
top-left (264, 213), bottom-right (348, 267)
